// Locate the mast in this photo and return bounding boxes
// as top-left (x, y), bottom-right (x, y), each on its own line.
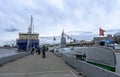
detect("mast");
top-left (27, 15), bottom-right (33, 50)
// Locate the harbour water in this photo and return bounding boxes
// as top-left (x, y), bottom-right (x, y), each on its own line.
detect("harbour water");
top-left (0, 48), bottom-right (18, 58)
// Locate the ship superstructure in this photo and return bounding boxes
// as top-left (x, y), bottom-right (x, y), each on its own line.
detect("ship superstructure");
top-left (17, 15), bottom-right (39, 51)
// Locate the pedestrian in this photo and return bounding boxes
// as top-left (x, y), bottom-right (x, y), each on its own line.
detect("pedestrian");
top-left (42, 45), bottom-right (46, 58)
top-left (37, 47), bottom-right (41, 55)
top-left (31, 47), bottom-right (35, 55)
top-left (35, 47), bottom-right (38, 54)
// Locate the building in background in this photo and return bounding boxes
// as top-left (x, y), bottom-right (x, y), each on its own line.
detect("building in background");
top-left (93, 34), bottom-right (114, 46)
top-left (113, 32), bottom-right (120, 44)
top-left (61, 30), bottom-right (66, 48)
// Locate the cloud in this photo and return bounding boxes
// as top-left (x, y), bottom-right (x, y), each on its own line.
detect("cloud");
top-left (66, 31), bottom-right (95, 40)
top-left (40, 31), bottom-right (96, 44)
top-left (4, 27), bottom-right (18, 32)
top-left (0, 0), bottom-right (120, 45)
top-left (106, 29), bottom-right (120, 32)
top-left (40, 36), bottom-right (61, 45)
top-left (67, 31), bottom-right (92, 34)
top-left (44, 0), bottom-right (64, 11)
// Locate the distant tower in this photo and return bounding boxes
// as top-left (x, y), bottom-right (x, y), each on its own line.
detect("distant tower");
top-left (61, 30), bottom-right (66, 48)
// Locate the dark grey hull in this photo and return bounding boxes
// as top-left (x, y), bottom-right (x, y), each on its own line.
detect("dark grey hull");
top-left (63, 54), bottom-right (120, 77)
top-left (53, 46), bottom-right (120, 77)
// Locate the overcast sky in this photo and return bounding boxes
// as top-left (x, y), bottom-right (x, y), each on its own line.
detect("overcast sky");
top-left (0, 0), bottom-right (120, 45)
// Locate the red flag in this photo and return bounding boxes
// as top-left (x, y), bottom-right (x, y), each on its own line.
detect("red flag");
top-left (99, 28), bottom-right (105, 36)
top-left (53, 36), bottom-right (56, 41)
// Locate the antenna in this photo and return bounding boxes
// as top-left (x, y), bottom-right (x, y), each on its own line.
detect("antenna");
top-left (27, 15), bottom-right (33, 50)
top-left (30, 15), bottom-right (33, 34)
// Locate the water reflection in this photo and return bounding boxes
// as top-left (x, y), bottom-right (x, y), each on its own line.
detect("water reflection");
top-left (0, 48), bottom-right (17, 58)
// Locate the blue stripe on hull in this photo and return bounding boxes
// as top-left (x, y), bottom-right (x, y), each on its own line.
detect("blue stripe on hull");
top-left (17, 39), bottom-right (39, 50)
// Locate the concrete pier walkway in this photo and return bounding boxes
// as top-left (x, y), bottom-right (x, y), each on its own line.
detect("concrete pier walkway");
top-left (0, 51), bottom-right (82, 77)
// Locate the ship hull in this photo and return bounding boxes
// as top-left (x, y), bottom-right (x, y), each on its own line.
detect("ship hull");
top-left (53, 46), bottom-right (120, 77)
top-left (17, 39), bottom-right (39, 51)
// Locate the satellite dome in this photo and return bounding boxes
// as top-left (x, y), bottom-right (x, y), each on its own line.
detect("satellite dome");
top-left (107, 34), bottom-right (112, 37)
top-left (114, 32), bottom-right (120, 37)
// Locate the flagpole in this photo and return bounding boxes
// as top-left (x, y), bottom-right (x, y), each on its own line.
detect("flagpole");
top-left (99, 27), bottom-right (101, 37)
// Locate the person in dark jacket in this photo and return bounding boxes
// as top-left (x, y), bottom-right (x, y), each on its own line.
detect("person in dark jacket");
top-left (37, 47), bottom-right (41, 55)
top-left (42, 45), bottom-right (46, 58)
top-left (31, 47), bottom-right (35, 55)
